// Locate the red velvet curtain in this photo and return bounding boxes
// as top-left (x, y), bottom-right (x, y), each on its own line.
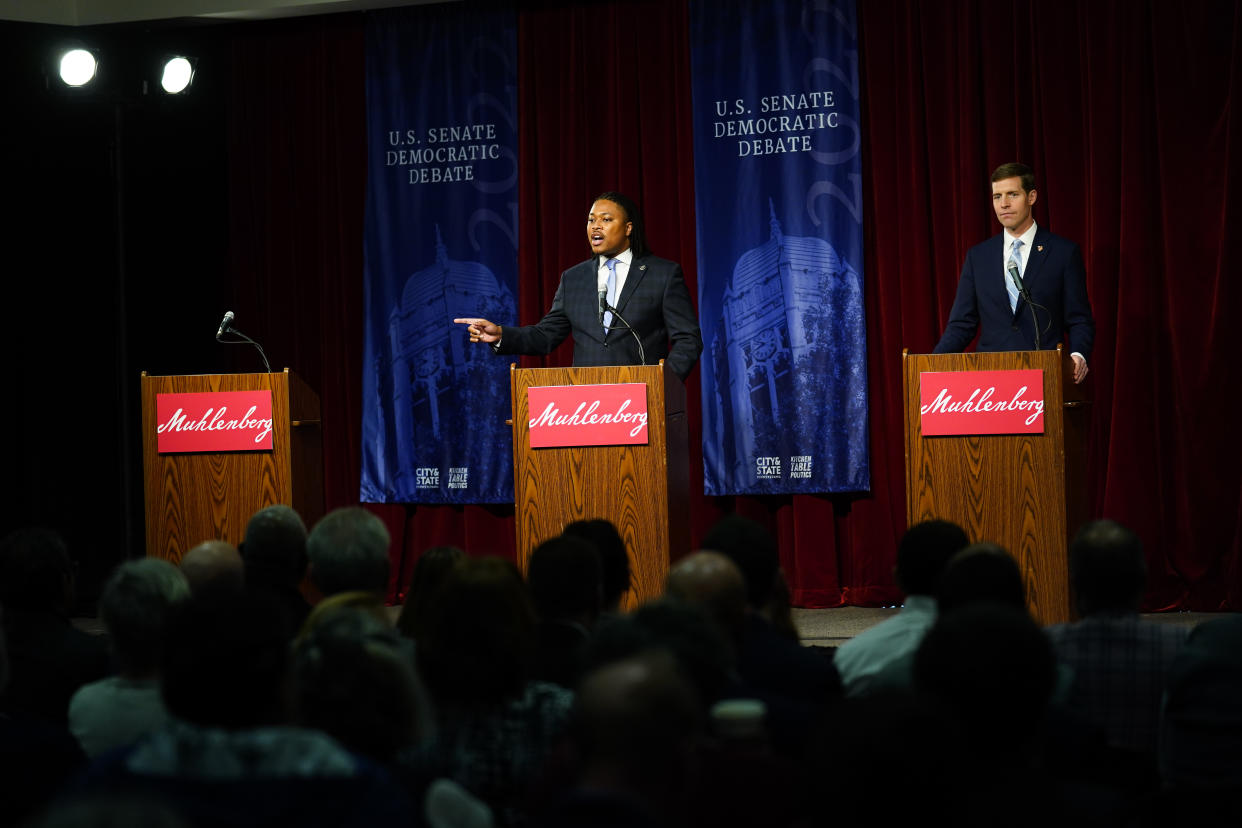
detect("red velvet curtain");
top-left (225, 1), bottom-right (1242, 610)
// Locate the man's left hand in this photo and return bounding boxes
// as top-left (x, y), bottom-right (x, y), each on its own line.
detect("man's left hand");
top-left (1071, 353), bottom-right (1089, 384)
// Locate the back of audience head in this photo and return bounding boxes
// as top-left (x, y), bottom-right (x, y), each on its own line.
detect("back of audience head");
top-left (179, 540), bottom-right (244, 596)
top-left (589, 598), bottom-right (732, 708)
top-left (416, 556), bottom-right (536, 706)
top-left (239, 504), bottom-right (308, 588)
top-left (936, 542), bottom-right (1026, 614)
top-left (914, 601), bottom-right (1056, 762)
top-left (569, 650), bottom-right (701, 805)
top-left (897, 519), bottom-right (969, 597)
top-left (161, 592), bottom-right (290, 730)
top-left (665, 551), bottom-right (748, 644)
top-left (300, 590), bottom-right (391, 638)
top-left (100, 558), bottom-right (191, 676)
top-left (1069, 519), bottom-right (1146, 616)
top-left (563, 519), bottom-right (630, 611)
top-left (292, 603), bottom-right (431, 763)
top-left (0, 527), bottom-right (76, 614)
top-left (700, 515), bottom-right (779, 611)
top-left (395, 545), bottom-right (464, 642)
top-left (527, 535), bottom-right (602, 624)
top-left (306, 506), bottom-right (391, 599)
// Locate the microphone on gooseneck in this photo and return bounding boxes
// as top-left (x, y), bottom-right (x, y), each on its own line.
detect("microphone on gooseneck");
top-left (598, 287), bottom-right (608, 325)
top-left (602, 300), bottom-right (647, 367)
top-left (214, 311), bottom-right (273, 373)
top-left (1008, 264), bottom-right (1042, 351)
top-left (216, 310), bottom-right (235, 340)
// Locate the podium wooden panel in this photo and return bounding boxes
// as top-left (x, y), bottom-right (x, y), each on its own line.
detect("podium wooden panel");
top-left (140, 369), bottom-right (323, 563)
top-left (902, 346), bottom-right (1089, 625)
top-left (510, 361), bottom-right (689, 607)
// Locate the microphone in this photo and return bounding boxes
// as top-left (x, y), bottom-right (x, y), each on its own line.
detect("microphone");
top-left (214, 311), bottom-right (272, 372)
top-left (601, 299), bottom-right (646, 367)
top-left (1008, 264), bottom-right (1041, 351)
top-left (216, 310), bottom-right (235, 340)
top-left (598, 287), bottom-right (608, 325)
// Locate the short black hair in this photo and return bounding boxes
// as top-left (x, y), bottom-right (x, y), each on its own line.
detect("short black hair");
top-left (937, 543), bottom-right (1025, 613)
top-left (1069, 520), bottom-right (1146, 615)
top-left (563, 519), bottom-right (630, 610)
top-left (896, 520), bottom-right (969, 596)
top-left (700, 514), bottom-right (779, 609)
top-left (527, 535), bottom-right (602, 620)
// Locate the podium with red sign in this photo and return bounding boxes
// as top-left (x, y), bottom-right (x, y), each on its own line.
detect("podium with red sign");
top-left (140, 370), bottom-right (323, 563)
top-left (902, 346), bottom-right (1089, 625)
top-left (510, 361), bottom-right (689, 607)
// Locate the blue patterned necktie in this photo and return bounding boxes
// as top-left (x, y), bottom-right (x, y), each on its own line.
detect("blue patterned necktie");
top-left (603, 258), bottom-right (619, 334)
top-left (1006, 239), bottom-right (1024, 313)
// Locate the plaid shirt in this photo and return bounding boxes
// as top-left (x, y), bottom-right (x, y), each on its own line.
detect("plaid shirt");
top-left (1046, 613), bottom-right (1189, 753)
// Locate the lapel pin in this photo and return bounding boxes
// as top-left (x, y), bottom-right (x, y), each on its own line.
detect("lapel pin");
top-left (1037, 245), bottom-right (1044, 252)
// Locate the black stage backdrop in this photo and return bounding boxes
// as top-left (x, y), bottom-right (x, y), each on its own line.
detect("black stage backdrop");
top-left (4, 0), bottom-right (1239, 611)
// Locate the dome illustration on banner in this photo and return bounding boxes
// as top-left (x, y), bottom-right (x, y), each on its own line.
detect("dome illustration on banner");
top-left (706, 202), bottom-right (867, 491)
top-left (379, 227), bottom-right (515, 494)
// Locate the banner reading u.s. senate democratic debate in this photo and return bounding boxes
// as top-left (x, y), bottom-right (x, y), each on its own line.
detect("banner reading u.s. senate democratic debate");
top-left (690, 0), bottom-right (870, 496)
top-left (360, 6), bottom-right (518, 504)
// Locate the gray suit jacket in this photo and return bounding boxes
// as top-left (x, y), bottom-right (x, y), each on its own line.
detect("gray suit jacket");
top-left (496, 254), bottom-right (703, 380)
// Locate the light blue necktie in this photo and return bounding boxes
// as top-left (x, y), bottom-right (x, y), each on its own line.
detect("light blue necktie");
top-left (603, 258), bottom-right (619, 334)
top-left (1006, 239), bottom-right (1024, 313)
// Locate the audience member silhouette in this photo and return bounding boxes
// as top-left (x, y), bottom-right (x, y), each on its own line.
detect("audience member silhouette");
top-left (239, 504), bottom-right (312, 636)
top-left (834, 519), bottom-right (967, 696)
top-left (537, 651), bottom-right (700, 828)
top-left (700, 515), bottom-right (797, 640)
top-left (1159, 613), bottom-right (1242, 789)
top-left (665, 551), bottom-right (748, 650)
top-left (291, 603), bottom-right (429, 765)
top-left (936, 541), bottom-right (1027, 612)
top-left (395, 545), bottom-right (465, 644)
top-left (0, 608), bottom-right (87, 828)
top-left (861, 541), bottom-right (1028, 699)
top-left (587, 598), bottom-right (735, 710)
top-left (698, 516), bottom-right (841, 707)
top-left (179, 540), bottom-right (244, 596)
top-left (306, 506), bottom-right (392, 601)
top-left (0, 528), bottom-right (110, 725)
top-left (404, 556), bottom-right (572, 827)
top-left (68, 558), bottom-right (190, 757)
top-left (913, 601), bottom-right (1059, 827)
top-left (664, 551), bottom-right (825, 761)
top-left (67, 591), bottom-right (416, 828)
top-left (562, 519), bottom-right (631, 613)
top-left (1046, 520), bottom-right (1188, 757)
top-left (526, 535), bottom-right (602, 688)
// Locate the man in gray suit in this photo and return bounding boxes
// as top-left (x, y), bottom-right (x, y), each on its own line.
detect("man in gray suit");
top-left (455, 192), bottom-right (703, 381)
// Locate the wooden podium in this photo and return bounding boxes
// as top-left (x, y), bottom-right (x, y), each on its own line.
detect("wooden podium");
top-left (140, 369), bottom-right (323, 563)
top-left (509, 361), bottom-right (690, 607)
top-left (902, 346), bottom-right (1089, 625)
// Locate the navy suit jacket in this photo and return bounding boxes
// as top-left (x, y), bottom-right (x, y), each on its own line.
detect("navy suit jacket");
top-left (934, 227), bottom-right (1094, 360)
top-left (496, 254), bottom-right (703, 380)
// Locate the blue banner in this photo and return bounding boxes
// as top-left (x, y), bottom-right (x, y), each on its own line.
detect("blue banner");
top-left (361, 5), bottom-right (518, 504)
top-left (689, 0), bottom-right (870, 495)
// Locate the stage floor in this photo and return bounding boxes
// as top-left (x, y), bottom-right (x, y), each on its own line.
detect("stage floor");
top-left (792, 606), bottom-right (1228, 649)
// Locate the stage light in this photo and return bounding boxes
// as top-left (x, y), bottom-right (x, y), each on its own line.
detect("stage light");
top-left (160, 56), bottom-right (194, 94)
top-left (58, 49), bottom-right (98, 87)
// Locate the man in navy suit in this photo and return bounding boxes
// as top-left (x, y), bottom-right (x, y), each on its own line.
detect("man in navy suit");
top-left (934, 163), bottom-right (1094, 383)
top-left (455, 192), bottom-right (703, 381)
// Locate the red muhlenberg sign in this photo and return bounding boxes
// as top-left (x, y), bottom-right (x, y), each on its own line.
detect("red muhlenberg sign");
top-left (527, 383), bottom-right (649, 448)
top-left (156, 391), bottom-right (275, 453)
top-left (919, 370), bottom-right (1045, 436)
